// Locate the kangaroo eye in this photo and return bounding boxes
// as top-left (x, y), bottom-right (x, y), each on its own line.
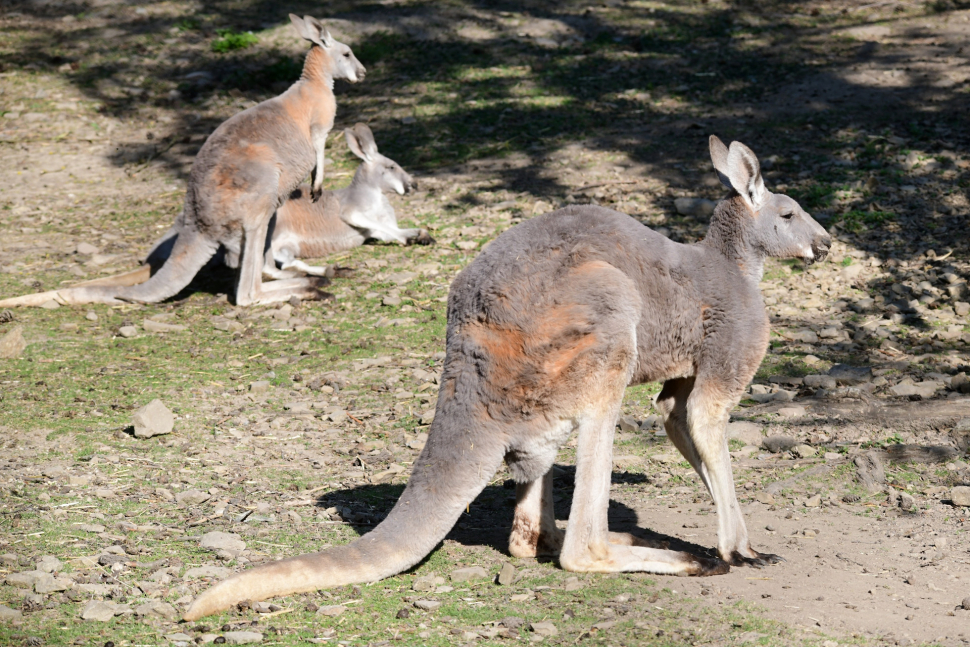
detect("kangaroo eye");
top-left (781, 212), bottom-right (794, 220)
top-left (344, 52), bottom-right (350, 58)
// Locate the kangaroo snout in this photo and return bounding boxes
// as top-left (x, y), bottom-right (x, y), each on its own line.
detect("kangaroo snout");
top-left (811, 234), bottom-right (831, 264)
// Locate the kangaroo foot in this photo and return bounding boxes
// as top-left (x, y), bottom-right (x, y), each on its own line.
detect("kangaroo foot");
top-left (509, 525), bottom-right (564, 558)
top-left (689, 554), bottom-right (731, 576)
top-left (408, 230), bottom-right (436, 246)
top-left (725, 550), bottom-right (784, 568)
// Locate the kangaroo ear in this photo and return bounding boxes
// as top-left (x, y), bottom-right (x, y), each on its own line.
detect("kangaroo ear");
top-left (725, 141), bottom-right (768, 212)
top-left (709, 135), bottom-right (732, 190)
top-left (291, 15), bottom-right (333, 47)
top-left (353, 123), bottom-right (378, 158)
top-left (344, 127), bottom-right (369, 161)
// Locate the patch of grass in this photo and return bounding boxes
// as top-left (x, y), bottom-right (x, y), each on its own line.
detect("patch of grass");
top-left (836, 209), bottom-right (895, 233)
top-left (211, 29), bottom-right (259, 53)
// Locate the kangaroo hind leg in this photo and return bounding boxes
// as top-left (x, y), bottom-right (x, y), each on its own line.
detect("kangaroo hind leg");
top-left (558, 345), bottom-right (728, 577)
top-left (508, 469), bottom-right (564, 559)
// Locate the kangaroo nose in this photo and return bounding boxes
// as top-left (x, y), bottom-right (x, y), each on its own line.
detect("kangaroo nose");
top-left (813, 234), bottom-right (832, 262)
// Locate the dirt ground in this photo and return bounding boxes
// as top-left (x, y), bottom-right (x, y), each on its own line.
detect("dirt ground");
top-left (1, 1), bottom-right (970, 646)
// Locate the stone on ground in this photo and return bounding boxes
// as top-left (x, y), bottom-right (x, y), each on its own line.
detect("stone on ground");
top-left (763, 435), bottom-right (796, 453)
top-left (0, 325), bottom-right (26, 359)
top-left (727, 421), bottom-right (763, 446)
top-left (530, 621), bottom-right (558, 636)
top-left (0, 604), bottom-right (22, 620)
top-left (497, 562), bottom-right (515, 586)
top-left (132, 398), bottom-right (174, 438)
top-left (80, 600), bottom-right (120, 621)
top-left (450, 565), bottom-right (488, 582)
top-left (951, 486), bottom-right (970, 507)
top-left (175, 489), bottom-right (210, 506)
top-left (200, 531), bottom-right (246, 553)
top-left (224, 632), bottom-right (264, 644)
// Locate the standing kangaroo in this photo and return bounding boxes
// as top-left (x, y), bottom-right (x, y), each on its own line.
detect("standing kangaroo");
top-left (0, 15), bottom-right (364, 308)
top-left (266, 122), bottom-right (434, 278)
top-left (184, 135), bottom-right (831, 620)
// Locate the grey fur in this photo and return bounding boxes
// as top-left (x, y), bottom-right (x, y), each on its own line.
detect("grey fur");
top-left (184, 136), bottom-right (830, 620)
top-left (267, 123), bottom-right (434, 277)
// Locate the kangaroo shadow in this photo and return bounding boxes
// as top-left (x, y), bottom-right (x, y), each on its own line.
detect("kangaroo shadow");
top-left (312, 463), bottom-right (719, 563)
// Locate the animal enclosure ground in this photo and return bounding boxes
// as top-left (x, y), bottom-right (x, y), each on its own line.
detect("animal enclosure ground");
top-left (1, 1), bottom-right (970, 646)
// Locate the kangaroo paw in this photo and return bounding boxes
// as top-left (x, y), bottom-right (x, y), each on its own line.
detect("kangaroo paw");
top-left (408, 230), bottom-right (436, 246)
top-left (311, 185), bottom-right (323, 203)
top-left (688, 555), bottom-right (731, 576)
top-left (726, 550), bottom-right (784, 568)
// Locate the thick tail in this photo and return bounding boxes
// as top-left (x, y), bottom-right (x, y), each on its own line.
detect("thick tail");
top-left (72, 265), bottom-right (152, 288)
top-left (0, 229), bottom-right (214, 307)
top-left (183, 411), bottom-right (503, 621)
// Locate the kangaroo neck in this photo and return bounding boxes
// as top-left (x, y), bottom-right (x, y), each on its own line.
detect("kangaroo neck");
top-left (701, 196), bottom-right (765, 283)
top-left (300, 45), bottom-right (334, 89)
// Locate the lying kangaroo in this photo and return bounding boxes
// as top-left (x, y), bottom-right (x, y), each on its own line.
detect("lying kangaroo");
top-left (184, 136), bottom-right (830, 620)
top-left (0, 123), bottom-right (431, 305)
top-left (0, 15), bottom-right (363, 308)
top-left (266, 122), bottom-right (434, 277)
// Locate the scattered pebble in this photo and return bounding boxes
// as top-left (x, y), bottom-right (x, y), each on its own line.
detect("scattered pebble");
top-left (530, 621), bottom-right (558, 637)
top-left (0, 325), bottom-right (27, 359)
top-left (450, 565), bottom-right (488, 582)
top-left (200, 531), bottom-right (245, 553)
top-left (762, 435), bottom-right (796, 453)
top-left (132, 399), bottom-right (174, 439)
top-left (412, 599), bottom-right (441, 611)
top-left (118, 325), bottom-right (138, 338)
top-left (223, 631), bottom-right (263, 645)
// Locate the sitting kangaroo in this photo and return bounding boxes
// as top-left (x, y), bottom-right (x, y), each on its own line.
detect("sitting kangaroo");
top-left (183, 135), bottom-right (831, 620)
top-left (0, 15), bottom-right (363, 308)
top-left (266, 122), bottom-right (434, 278)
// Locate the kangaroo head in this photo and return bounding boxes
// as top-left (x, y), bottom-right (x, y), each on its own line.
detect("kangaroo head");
top-left (289, 14), bottom-right (366, 83)
top-left (709, 135), bottom-right (830, 265)
top-left (345, 123), bottom-right (416, 195)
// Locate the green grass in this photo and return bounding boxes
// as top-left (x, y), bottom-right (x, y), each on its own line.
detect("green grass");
top-left (211, 29), bottom-right (259, 53)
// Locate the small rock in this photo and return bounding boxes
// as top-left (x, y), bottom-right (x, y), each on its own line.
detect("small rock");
top-left (143, 318), bottom-right (185, 333)
top-left (961, 596), bottom-right (970, 611)
top-left (223, 632), bottom-right (263, 645)
top-left (0, 325), bottom-right (27, 359)
top-left (249, 380), bottom-right (271, 394)
top-left (674, 197), bottom-right (716, 217)
top-left (176, 489), bottom-right (210, 507)
top-left (804, 495), bottom-right (822, 508)
top-left (803, 374), bottom-right (837, 390)
top-left (118, 325), bottom-right (138, 338)
top-left (184, 565), bottom-right (231, 579)
top-left (955, 302), bottom-right (970, 317)
top-left (617, 414), bottom-right (639, 433)
top-left (792, 444), bottom-right (816, 459)
top-left (76, 242), bottom-right (99, 255)
top-left (34, 572), bottom-right (72, 593)
top-left (530, 622), bottom-right (558, 637)
top-left (727, 421), bottom-right (763, 446)
top-left (412, 574), bottom-right (443, 592)
top-left (564, 576), bottom-right (584, 591)
top-left (40, 299), bottom-right (60, 310)
top-left (899, 492), bottom-right (916, 511)
top-left (200, 531), bottom-right (245, 553)
top-left (450, 566), bottom-right (488, 582)
top-left (639, 414), bottom-right (660, 430)
top-left (165, 634), bottom-right (194, 643)
top-left (413, 599), bottom-right (441, 611)
top-left (497, 562), bottom-right (515, 586)
top-left (0, 604), bottom-right (22, 621)
top-left (316, 605), bottom-right (346, 617)
top-left (753, 492), bottom-right (775, 505)
top-left (823, 452), bottom-right (842, 461)
top-left (382, 295), bottom-right (402, 307)
top-left (789, 329), bottom-right (818, 343)
top-left (134, 600), bottom-right (177, 620)
top-left (36, 556), bottom-right (62, 573)
top-left (85, 311), bottom-right (98, 321)
top-left (80, 600), bottom-right (118, 622)
top-left (763, 435), bottom-right (796, 453)
top-left (828, 364), bottom-right (872, 385)
top-left (132, 399), bottom-right (174, 439)
top-left (776, 405), bottom-right (806, 419)
top-left (419, 409), bottom-right (435, 425)
top-left (950, 486), bottom-right (970, 507)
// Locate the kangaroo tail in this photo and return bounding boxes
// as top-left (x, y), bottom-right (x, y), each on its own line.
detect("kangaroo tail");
top-left (183, 409), bottom-right (503, 621)
top-left (71, 264), bottom-right (152, 288)
top-left (0, 229), bottom-right (215, 307)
